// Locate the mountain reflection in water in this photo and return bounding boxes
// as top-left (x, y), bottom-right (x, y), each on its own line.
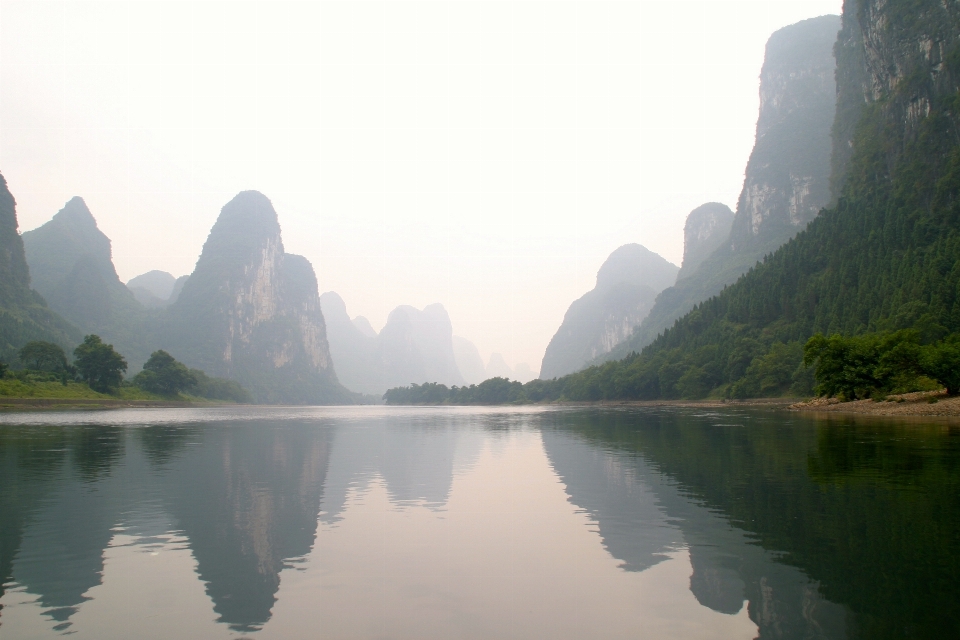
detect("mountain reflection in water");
top-left (0, 406), bottom-right (957, 639)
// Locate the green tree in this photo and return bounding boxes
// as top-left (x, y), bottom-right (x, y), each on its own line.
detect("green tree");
top-left (920, 340), bottom-right (960, 395)
top-left (0, 359), bottom-right (7, 378)
top-left (133, 350), bottom-right (197, 397)
top-left (18, 341), bottom-right (68, 372)
top-left (73, 335), bottom-right (127, 393)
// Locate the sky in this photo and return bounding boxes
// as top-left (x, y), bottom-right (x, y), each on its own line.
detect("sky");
top-left (0, 0), bottom-right (842, 374)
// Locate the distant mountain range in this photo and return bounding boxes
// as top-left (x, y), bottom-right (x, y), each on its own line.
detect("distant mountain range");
top-left (320, 292), bottom-right (535, 395)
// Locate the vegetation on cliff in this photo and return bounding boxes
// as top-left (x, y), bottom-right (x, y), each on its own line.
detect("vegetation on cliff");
top-left (387, 1), bottom-right (960, 404)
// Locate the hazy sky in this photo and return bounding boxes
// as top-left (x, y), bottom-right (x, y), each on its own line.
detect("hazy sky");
top-left (0, 0), bottom-right (841, 373)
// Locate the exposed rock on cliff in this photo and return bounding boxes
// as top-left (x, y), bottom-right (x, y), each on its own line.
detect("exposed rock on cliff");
top-left (0, 173), bottom-right (78, 361)
top-left (604, 15), bottom-right (840, 360)
top-left (676, 203), bottom-right (734, 282)
top-left (164, 191), bottom-right (349, 404)
top-left (22, 197), bottom-right (146, 365)
top-left (539, 244), bottom-right (678, 379)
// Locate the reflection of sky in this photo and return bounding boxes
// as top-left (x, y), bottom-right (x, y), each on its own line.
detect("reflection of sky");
top-left (0, 407), bottom-right (763, 639)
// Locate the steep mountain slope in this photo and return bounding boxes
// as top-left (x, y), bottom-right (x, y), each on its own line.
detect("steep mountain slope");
top-left (539, 244), bottom-right (678, 379)
top-left (608, 15), bottom-right (840, 358)
top-left (527, 0), bottom-right (960, 401)
top-left (22, 197), bottom-right (151, 367)
top-left (162, 191), bottom-right (351, 403)
top-left (0, 173), bottom-right (79, 362)
top-left (675, 203), bottom-right (735, 282)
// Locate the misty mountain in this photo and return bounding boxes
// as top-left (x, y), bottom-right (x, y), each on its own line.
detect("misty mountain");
top-left (160, 191), bottom-right (352, 404)
top-left (127, 270), bottom-right (177, 308)
top-left (603, 15), bottom-right (840, 360)
top-left (320, 292), bottom-right (467, 395)
top-left (379, 304), bottom-right (465, 390)
top-left (521, 3), bottom-right (960, 402)
top-left (318, 291), bottom-right (379, 395)
top-left (0, 172), bottom-right (79, 362)
top-left (485, 352), bottom-right (514, 379)
top-left (168, 275), bottom-right (188, 304)
top-left (675, 203), bottom-right (735, 282)
top-left (539, 244), bottom-right (679, 379)
top-left (452, 335), bottom-right (486, 386)
top-left (22, 197), bottom-right (151, 367)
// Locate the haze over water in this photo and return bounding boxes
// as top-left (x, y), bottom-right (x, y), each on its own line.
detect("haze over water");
top-left (1, 406), bottom-right (957, 638)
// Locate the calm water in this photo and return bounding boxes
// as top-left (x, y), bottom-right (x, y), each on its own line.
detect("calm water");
top-left (0, 406), bottom-right (958, 639)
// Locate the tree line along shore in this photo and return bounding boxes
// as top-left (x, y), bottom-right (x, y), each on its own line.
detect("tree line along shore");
top-left (0, 337), bottom-right (250, 406)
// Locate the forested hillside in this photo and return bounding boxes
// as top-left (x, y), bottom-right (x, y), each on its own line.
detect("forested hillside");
top-left (538, 0), bottom-right (960, 401)
top-left (597, 15), bottom-right (840, 362)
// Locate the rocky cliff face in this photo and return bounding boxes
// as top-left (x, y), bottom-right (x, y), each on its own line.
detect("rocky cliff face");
top-left (727, 15), bottom-right (839, 250)
top-left (0, 173), bottom-right (30, 304)
top-left (165, 191), bottom-right (347, 403)
top-left (539, 244), bottom-right (678, 379)
top-left (600, 15), bottom-right (841, 361)
top-left (21, 197), bottom-right (142, 363)
top-left (0, 173), bottom-right (78, 361)
top-left (676, 203), bottom-right (734, 281)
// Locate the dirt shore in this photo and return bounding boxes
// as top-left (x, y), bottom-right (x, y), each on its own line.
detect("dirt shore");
top-left (789, 390), bottom-right (960, 417)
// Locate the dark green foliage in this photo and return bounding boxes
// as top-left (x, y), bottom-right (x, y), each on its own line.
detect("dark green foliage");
top-left (919, 337), bottom-right (960, 395)
top-left (0, 360), bottom-right (7, 378)
top-left (18, 341), bottom-right (68, 372)
top-left (515, 0), bottom-right (960, 403)
top-left (384, 378), bottom-right (527, 405)
top-left (597, 15), bottom-right (840, 364)
top-left (134, 350), bottom-right (197, 397)
top-left (73, 335), bottom-right (127, 393)
top-left (187, 369), bottom-right (252, 403)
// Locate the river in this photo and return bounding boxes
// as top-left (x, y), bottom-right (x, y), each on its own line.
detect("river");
top-left (0, 405), bottom-right (957, 639)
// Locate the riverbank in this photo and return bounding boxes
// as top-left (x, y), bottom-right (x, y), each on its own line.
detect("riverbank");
top-left (789, 390), bottom-right (960, 417)
top-left (0, 397), bottom-right (219, 410)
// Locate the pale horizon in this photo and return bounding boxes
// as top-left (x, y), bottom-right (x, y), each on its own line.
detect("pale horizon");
top-left (0, 0), bottom-right (842, 374)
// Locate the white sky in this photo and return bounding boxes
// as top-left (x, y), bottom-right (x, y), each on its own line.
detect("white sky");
top-left (0, 0), bottom-right (841, 373)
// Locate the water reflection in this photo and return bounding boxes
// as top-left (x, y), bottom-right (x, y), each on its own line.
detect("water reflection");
top-left (543, 408), bottom-right (960, 639)
top-left (0, 406), bottom-right (957, 638)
